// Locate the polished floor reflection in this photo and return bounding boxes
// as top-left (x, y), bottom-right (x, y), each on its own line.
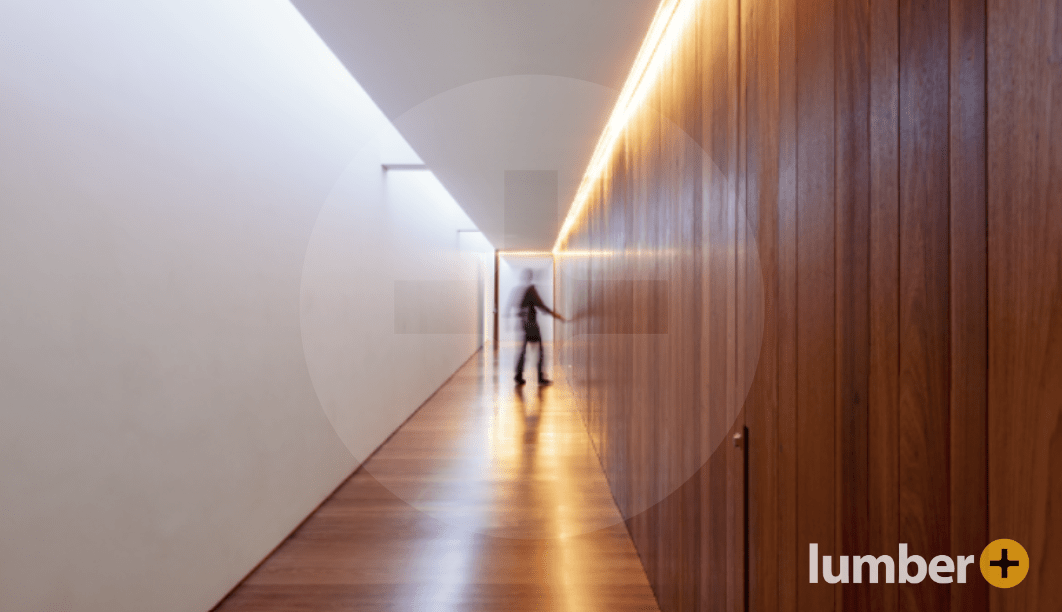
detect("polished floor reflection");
top-left (213, 346), bottom-right (659, 611)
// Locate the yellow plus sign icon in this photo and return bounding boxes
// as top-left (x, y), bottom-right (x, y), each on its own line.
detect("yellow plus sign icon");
top-left (980, 539), bottom-right (1029, 588)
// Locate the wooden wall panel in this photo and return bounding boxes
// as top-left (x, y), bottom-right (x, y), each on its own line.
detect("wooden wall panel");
top-left (987, 0), bottom-right (1062, 609)
top-left (868, 0), bottom-right (900, 610)
top-left (898, 0), bottom-right (951, 609)
top-left (776, 0), bottom-right (799, 607)
top-left (836, 1), bottom-right (871, 611)
top-left (794, 0), bottom-right (836, 610)
top-left (703, 0), bottom-right (738, 608)
top-left (553, 0), bottom-right (1055, 610)
top-left (949, 0), bottom-right (988, 611)
top-left (728, 0), bottom-right (746, 606)
top-left (744, 0), bottom-right (780, 610)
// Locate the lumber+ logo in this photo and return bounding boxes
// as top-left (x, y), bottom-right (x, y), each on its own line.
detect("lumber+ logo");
top-left (809, 539), bottom-right (1028, 588)
top-left (979, 539), bottom-right (1029, 588)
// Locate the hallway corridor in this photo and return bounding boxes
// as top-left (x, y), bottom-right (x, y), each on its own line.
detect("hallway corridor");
top-left (213, 346), bottom-right (660, 611)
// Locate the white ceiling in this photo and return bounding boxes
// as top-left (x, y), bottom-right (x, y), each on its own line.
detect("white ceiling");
top-left (292, 0), bottom-right (658, 250)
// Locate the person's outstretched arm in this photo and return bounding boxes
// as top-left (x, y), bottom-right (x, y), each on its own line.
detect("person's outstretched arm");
top-left (528, 286), bottom-right (565, 321)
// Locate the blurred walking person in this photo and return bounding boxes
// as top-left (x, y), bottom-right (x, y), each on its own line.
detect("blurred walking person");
top-left (512, 269), bottom-right (565, 385)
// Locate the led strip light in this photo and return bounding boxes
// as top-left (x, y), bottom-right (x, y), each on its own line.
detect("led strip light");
top-left (552, 0), bottom-right (701, 253)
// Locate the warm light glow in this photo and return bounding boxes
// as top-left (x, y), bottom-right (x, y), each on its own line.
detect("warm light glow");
top-left (553, 248), bottom-right (683, 259)
top-left (552, 0), bottom-right (702, 253)
top-left (553, 249), bottom-right (614, 258)
top-left (498, 250), bottom-right (555, 258)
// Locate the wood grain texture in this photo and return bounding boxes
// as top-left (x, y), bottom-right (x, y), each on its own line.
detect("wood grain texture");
top-left (553, 1), bottom-right (751, 609)
top-left (744, 0), bottom-right (781, 609)
top-left (795, 0), bottom-right (836, 610)
top-left (899, 0), bottom-right (952, 608)
top-left (987, 0), bottom-right (1062, 608)
top-left (948, 0), bottom-right (988, 611)
top-left (213, 348), bottom-right (660, 612)
top-left (835, 0), bottom-right (871, 609)
top-left (776, 0), bottom-right (799, 607)
top-left (706, 0), bottom-right (740, 609)
top-left (549, 0), bottom-right (1059, 609)
top-left (729, 0), bottom-right (746, 607)
top-left (868, 0), bottom-right (900, 609)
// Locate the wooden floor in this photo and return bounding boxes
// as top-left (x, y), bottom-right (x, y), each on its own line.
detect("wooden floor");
top-left (213, 345), bottom-right (660, 611)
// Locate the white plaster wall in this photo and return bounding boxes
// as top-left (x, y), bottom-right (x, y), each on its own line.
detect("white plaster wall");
top-left (0, 2), bottom-right (488, 610)
top-left (300, 140), bottom-right (491, 463)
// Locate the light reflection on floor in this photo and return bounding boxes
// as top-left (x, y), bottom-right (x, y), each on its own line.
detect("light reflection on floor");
top-left (214, 344), bottom-right (659, 612)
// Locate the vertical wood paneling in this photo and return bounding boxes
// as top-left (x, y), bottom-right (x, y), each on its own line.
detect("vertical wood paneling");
top-left (948, 0), bottom-right (988, 611)
top-left (795, 1), bottom-right (835, 611)
top-left (680, 13), bottom-right (706, 607)
top-left (550, 0), bottom-right (1056, 609)
top-left (898, 0), bottom-right (951, 609)
top-left (703, 0), bottom-right (736, 608)
top-left (836, 0), bottom-right (871, 610)
top-left (728, 0), bottom-right (746, 607)
top-left (868, 0), bottom-right (900, 609)
top-left (987, 0), bottom-right (1062, 609)
top-left (709, 448), bottom-right (729, 612)
top-left (744, 0), bottom-right (781, 609)
top-left (776, 0), bottom-right (799, 607)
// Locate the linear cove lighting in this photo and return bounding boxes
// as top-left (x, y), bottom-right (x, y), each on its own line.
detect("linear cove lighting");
top-left (498, 250), bottom-right (554, 257)
top-left (551, 0), bottom-right (701, 253)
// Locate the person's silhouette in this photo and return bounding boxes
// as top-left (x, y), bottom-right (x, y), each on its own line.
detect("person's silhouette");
top-left (513, 269), bottom-right (565, 385)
